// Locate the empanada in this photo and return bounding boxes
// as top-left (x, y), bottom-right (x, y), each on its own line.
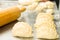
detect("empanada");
top-left (34, 13), bottom-right (59, 39)
top-left (34, 13), bottom-right (54, 28)
top-left (35, 22), bottom-right (59, 39)
top-left (12, 22), bottom-right (32, 37)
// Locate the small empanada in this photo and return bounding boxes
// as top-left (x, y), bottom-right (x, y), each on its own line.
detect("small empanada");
top-left (34, 13), bottom-right (59, 39)
top-left (12, 22), bottom-right (32, 37)
top-left (34, 13), bottom-right (54, 28)
top-left (35, 22), bottom-right (59, 39)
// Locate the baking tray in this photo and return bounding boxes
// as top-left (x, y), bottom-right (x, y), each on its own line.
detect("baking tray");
top-left (0, 1), bottom-right (60, 40)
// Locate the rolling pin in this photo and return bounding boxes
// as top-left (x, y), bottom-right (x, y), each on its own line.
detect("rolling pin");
top-left (0, 6), bottom-right (26, 27)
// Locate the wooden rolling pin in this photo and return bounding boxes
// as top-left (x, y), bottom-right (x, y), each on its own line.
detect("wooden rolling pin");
top-left (0, 6), bottom-right (26, 27)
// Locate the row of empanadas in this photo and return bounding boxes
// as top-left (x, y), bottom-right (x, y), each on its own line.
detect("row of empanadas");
top-left (18, 0), bottom-right (55, 14)
top-left (12, 0), bottom-right (58, 39)
top-left (12, 13), bottom-right (59, 39)
top-left (35, 1), bottom-right (55, 14)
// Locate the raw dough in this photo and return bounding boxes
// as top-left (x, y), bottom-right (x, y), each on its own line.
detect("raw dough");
top-left (35, 2), bottom-right (47, 12)
top-left (12, 22), bottom-right (32, 37)
top-left (34, 13), bottom-right (54, 28)
top-left (36, 22), bottom-right (59, 39)
top-left (34, 13), bottom-right (59, 39)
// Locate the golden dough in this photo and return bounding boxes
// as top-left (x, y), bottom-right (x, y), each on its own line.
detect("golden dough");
top-left (12, 22), bottom-right (32, 37)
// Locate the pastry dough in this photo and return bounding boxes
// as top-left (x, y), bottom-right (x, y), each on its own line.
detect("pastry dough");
top-left (36, 22), bottom-right (59, 39)
top-left (34, 13), bottom-right (59, 39)
top-left (12, 22), bottom-right (32, 37)
top-left (35, 2), bottom-right (47, 12)
top-left (34, 13), bottom-right (54, 28)
top-left (35, 1), bottom-right (55, 13)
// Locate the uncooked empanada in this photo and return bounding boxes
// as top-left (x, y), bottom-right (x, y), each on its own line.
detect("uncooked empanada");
top-left (34, 13), bottom-right (54, 28)
top-left (34, 13), bottom-right (59, 39)
top-left (12, 22), bottom-right (32, 37)
top-left (35, 22), bottom-right (59, 39)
